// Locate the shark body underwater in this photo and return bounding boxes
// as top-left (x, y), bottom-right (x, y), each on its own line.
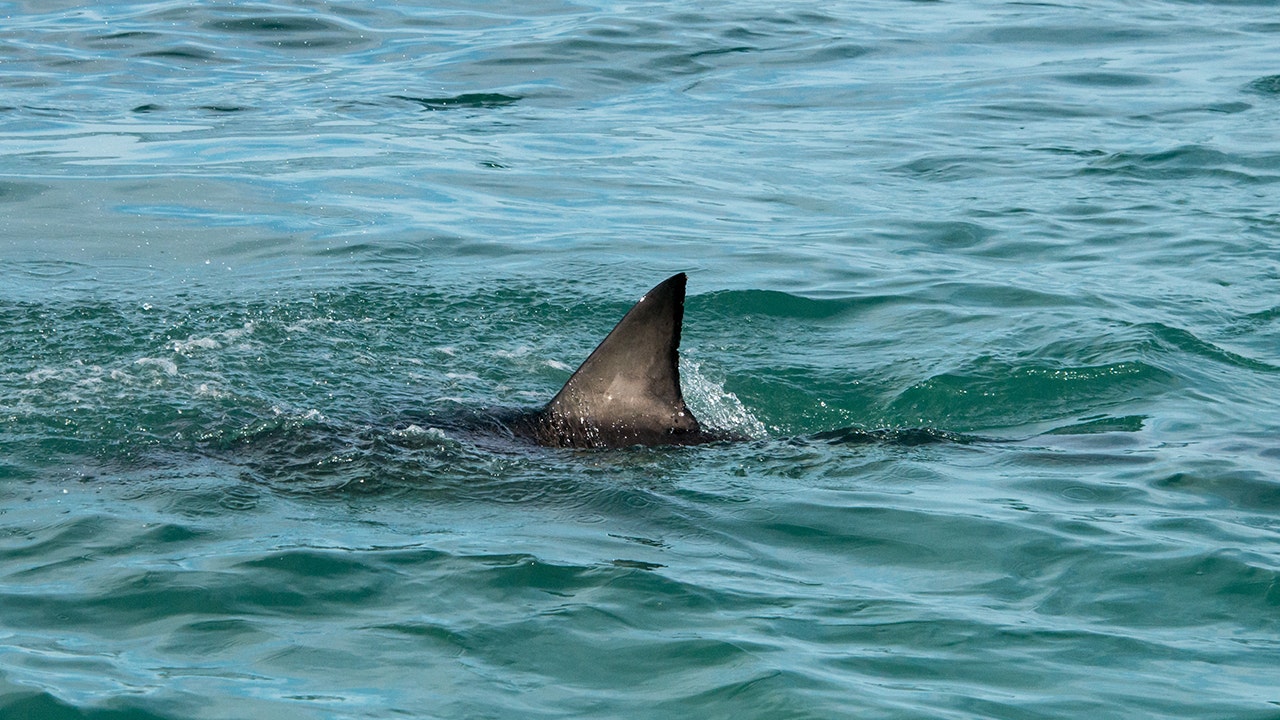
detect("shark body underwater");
top-left (227, 273), bottom-right (985, 481)
top-left (507, 272), bottom-right (723, 449)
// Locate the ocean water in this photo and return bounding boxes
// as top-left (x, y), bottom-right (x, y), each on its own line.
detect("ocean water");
top-left (2, 0), bottom-right (1279, 717)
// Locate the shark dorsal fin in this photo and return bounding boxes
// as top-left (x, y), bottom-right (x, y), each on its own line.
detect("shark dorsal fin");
top-left (534, 273), bottom-right (703, 447)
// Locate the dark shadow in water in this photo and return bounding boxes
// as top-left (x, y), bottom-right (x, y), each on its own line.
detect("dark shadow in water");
top-left (391, 93), bottom-right (522, 111)
top-left (204, 406), bottom-right (1005, 495)
top-left (809, 426), bottom-right (991, 446)
top-left (1245, 75), bottom-right (1280, 96)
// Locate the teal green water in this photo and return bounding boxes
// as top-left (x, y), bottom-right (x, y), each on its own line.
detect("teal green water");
top-left (3, 2), bottom-right (1279, 718)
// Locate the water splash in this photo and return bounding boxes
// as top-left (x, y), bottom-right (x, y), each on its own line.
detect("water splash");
top-left (679, 359), bottom-right (768, 439)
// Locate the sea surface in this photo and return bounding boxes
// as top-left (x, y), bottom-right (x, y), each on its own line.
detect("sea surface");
top-left (2, 1), bottom-right (1279, 718)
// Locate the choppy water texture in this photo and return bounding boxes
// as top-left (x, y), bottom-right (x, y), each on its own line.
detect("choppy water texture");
top-left (3, 1), bottom-right (1279, 718)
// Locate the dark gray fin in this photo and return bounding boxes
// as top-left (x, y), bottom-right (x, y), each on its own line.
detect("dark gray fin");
top-left (531, 273), bottom-right (704, 448)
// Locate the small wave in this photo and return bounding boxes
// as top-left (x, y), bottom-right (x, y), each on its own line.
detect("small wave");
top-left (698, 288), bottom-right (864, 320)
top-left (202, 14), bottom-right (376, 51)
top-left (1081, 145), bottom-right (1280, 184)
top-left (882, 358), bottom-right (1176, 432)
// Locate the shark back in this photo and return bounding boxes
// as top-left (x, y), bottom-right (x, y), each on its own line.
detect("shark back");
top-left (527, 273), bottom-right (705, 448)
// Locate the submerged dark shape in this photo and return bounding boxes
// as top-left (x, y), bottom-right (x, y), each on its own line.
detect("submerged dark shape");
top-left (514, 273), bottom-right (717, 448)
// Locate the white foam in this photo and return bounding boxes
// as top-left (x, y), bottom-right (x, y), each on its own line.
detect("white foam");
top-left (195, 383), bottom-right (229, 399)
top-left (134, 357), bottom-right (178, 376)
top-left (24, 367), bottom-right (65, 383)
top-left (283, 317), bottom-right (337, 333)
top-left (169, 336), bottom-right (221, 354)
top-left (223, 321), bottom-right (256, 340)
top-left (391, 424), bottom-right (459, 450)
